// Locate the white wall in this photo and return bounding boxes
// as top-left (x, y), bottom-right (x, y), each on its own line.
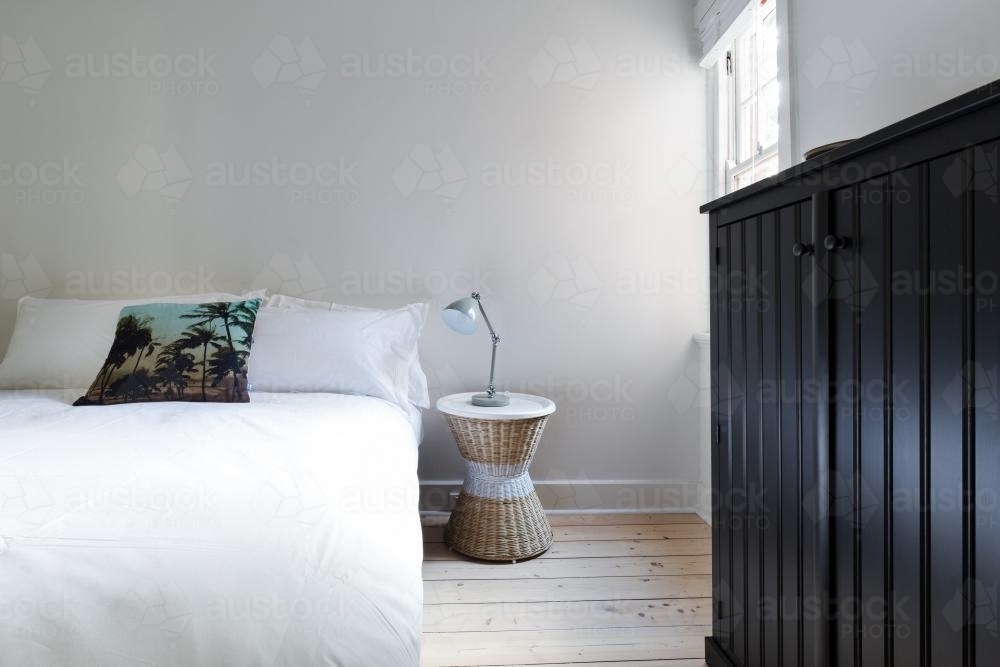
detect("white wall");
top-left (785, 0), bottom-right (1000, 160)
top-left (0, 0), bottom-right (711, 510)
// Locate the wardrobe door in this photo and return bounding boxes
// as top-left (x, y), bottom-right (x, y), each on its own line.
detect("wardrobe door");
top-left (855, 177), bottom-right (892, 667)
top-left (824, 184), bottom-right (857, 667)
top-left (711, 202), bottom-right (817, 667)
top-left (887, 155), bottom-right (977, 667)
top-left (821, 169), bottom-right (934, 667)
top-left (713, 218), bottom-right (748, 664)
top-left (712, 214), bottom-right (735, 660)
top-left (935, 141), bottom-right (1000, 667)
top-left (972, 141), bottom-right (1000, 666)
top-left (778, 200), bottom-right (819, 667)
top-left (925, 154), bottom-right (970, 667)
top-left (819, 152), bottom-right (988, 667)
top-left (821, 181), bottom-right (892, 667)
top-left (886, 163), bottom-right (926, 667)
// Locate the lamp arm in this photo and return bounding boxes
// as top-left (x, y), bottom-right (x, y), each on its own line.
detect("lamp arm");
top-left (486, 338), bottom-right (499, 396)
top-left (472, 292), bottom-right (501, 396)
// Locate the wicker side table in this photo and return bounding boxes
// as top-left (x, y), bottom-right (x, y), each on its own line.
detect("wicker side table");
top-left (437, 393), bottom-right (556, 562)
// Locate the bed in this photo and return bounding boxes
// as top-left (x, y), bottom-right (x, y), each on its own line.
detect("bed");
top-left (0, 389), bottom-right (423, 666)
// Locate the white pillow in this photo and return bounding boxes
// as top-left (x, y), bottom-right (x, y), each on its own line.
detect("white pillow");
top-left (0, 292), bottom-right (264, 389)
top-left (264, 295), bottom-right (429, 409)
top-left (248, 303), bottom-right (428, 413)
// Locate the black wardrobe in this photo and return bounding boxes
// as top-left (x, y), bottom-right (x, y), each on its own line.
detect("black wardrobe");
top-left (702, 80), bottom-right (1000, 667)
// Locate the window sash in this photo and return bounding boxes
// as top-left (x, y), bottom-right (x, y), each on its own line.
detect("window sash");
top-left (726, 144), bottom-right (779, 191)
top-left (719, 0), bottom-right (779, 194)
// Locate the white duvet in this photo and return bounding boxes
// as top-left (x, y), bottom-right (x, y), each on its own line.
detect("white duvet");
top-left (0, 390), bottom-right (423, 666)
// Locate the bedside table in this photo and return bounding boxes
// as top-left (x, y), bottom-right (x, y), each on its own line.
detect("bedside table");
top-left (437, 392), bottom-right (556, 562)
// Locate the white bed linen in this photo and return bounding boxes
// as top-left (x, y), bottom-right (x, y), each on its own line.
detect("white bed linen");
top-left (0, 390), bottom-right (423, 666)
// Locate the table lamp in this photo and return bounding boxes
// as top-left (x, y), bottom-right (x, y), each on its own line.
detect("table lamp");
top-left (441, 292), bottom-right (509, 407)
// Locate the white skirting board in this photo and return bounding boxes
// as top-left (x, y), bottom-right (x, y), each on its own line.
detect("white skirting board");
top-left (419, 479), bottom-right (710, 520)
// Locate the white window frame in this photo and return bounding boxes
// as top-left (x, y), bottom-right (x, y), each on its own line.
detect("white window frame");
top-left (701, 0), bottom-right (792, 198)
top-left (724, 18), bottom-right (778, 190)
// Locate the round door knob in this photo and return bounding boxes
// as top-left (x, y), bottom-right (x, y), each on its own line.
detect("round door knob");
top-left (824, 234), bottom-right (850, 251)
top-left (792, 242), bottom-right (814, 257)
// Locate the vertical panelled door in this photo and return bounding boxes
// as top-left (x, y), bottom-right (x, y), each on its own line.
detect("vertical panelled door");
top-left (704, 81), bottom-right (1000, 667)
top-left (712, 200), bottom-right (822, 667)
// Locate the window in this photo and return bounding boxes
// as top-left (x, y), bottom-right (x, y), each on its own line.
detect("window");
top-left (715, 0), bottom-right (780, 194)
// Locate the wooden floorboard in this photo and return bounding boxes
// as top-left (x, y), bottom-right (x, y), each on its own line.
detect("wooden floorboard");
top-left (421, 512), bottom-right (706, 527)
top-left (421, 625), bottom-right (711, 666)
top-left (423, 523), bottom-right (711, 544)
top-left (423, 554), bottom-right (712, 580)
top-left (421, 512), bottom-right (710, 667)
top-left (424, 598), bottom-right (712, 632)
top-left (425, 575), bottom-right (711, 605)
top-left (423, 538), bottom-right (712, 561)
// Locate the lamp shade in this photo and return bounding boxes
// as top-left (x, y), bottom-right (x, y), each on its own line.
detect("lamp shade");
top-left (442, 297), bottom-right (478, 335)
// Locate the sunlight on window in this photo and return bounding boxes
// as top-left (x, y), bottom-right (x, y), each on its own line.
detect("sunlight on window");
top-left (721, 0), bottom-right (780, 193)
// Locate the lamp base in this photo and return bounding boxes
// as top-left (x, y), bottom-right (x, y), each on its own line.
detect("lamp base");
top-left (471, 392), bottom-right (510, 407)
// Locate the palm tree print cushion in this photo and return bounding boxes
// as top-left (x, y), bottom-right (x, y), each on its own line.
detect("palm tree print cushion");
top-left (74, 299), bottom-right (262, 405)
